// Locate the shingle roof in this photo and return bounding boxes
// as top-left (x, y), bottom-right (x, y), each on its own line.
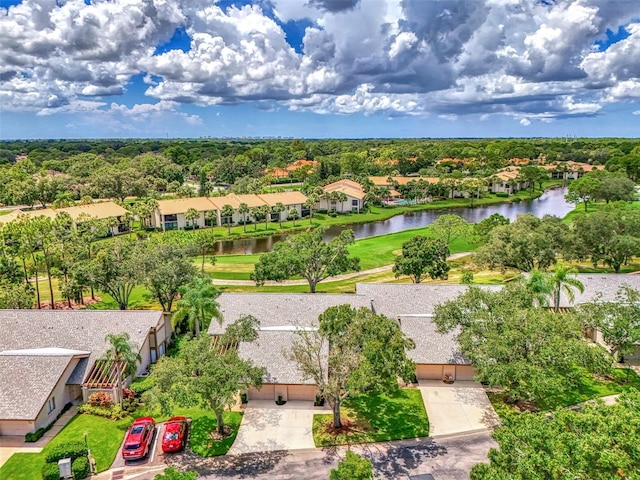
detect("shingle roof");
top-left (0, 353), bottom-right (78, 420)
top-left (258, 191), bottom-right (308, 206)
top-left (156, 197), bottom-right (218, 215)
top-left (323, 179), bottom-right (366, 200)
top-left (58, 202), bottom-right (128, 221)
top-left (0, 309), bottom-right (163, 384)
top-left (210, 293), bottom-right (371, 334)
top-left (238, 330), bottom-right (326, 385)
top-left (563, 274), bottom-right (640, 307)
top-left (399, 316), bottom-right (469, 365)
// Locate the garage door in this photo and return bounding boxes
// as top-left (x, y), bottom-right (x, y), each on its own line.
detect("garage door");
top-left (416, 364), bottom-right (443, 380)
top-left (287, 385), bottom-right (316, 401)
top-left (455, 365), bottom-right (476, 381)
top-left (248, 384), bottom-right (275, 400)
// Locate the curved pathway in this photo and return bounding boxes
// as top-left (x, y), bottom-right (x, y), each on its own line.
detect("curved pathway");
top-left (211, 252), bottom-right (472, 287)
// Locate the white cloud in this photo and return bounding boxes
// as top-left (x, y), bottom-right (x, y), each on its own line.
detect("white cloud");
top-left (2, 0), bottom-right (640, 122)
top-left (520, 118), bottom-right (531, 126)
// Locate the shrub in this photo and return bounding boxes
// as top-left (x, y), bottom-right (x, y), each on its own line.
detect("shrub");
top-left (87, 392), bottom-right (113, 407)
top-left (495, 192), bottom-right (509, 198)
top-left (26, 427), bottom-right (45, 442)
top-left (77, 403), bottom-right (127, 420)
top-left (129, 376), bottom-right (155, 395)
top-left (328, 212), bottom-right (338, 217)
top-left (45, 441), bottom-right (87, 463)
top-left (41, 462), bottom-right (60, 480)
top-left (72, 456), bottom-right (90, 480)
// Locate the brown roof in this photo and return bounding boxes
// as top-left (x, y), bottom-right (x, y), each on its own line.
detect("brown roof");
top-left (58, 202), bottom-right (128, 221)
top-left (258, 191), bottom-right (308, 206)
top-left (323, 179), bottom-right (366, 200)
top-left (369, 176), bottom-right (439, 186)
top-left (156, 197), bottom-right (218, 215)
top-left (286, 160), bottom-right (318, 172)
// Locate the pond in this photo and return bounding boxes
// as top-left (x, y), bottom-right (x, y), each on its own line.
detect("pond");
top-left (212, 187), bottom-right (573, 255)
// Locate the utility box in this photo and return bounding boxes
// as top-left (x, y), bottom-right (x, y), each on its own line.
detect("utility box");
top-left (58, 458), bottom-right (72, 479)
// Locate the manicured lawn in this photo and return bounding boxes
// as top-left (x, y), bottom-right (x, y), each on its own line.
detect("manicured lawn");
top-left (313, 389), bottom-right (429, 446)
top-left (0, 414), bottom-right (131, 480)
top-left (186, 411), bottom-right (243, 456)
top-left (488, 368), bottom-right (640, 418)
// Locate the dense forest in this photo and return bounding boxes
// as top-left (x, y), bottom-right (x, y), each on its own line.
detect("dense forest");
top-left (0, 138), bottom-right (639, 206)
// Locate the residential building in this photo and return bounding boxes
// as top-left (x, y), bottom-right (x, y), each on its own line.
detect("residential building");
top-left (0, 310), bottom-right (170, 436)
top-left (319, 179), bottom-right (366, 213)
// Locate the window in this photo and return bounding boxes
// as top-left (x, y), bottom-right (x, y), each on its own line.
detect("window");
top-left (47, 397), bottom-right (56, 414)
top-left (163, 214), bottom-right (178, 231)
top-left (351, 199), bottom-right (358, 206)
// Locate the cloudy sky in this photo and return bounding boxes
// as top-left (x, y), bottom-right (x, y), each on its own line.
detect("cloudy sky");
top-left (1, 0), bottom-right (640, 139)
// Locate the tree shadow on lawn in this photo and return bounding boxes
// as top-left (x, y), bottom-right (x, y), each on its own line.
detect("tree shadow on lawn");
top-left (189, 414), bottom-right (242, 457)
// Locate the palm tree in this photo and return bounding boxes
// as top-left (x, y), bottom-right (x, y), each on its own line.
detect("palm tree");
top-left (103, 333), bottom-right (141, 407)
top-left (185, 208), bottom-right (199, 230)
top-left (221, 204), bottom-right (234, 236)
top-left (249, 206), bottom-right (262, 231)
top-left (260, 204), bottom-right (271, 230)
top-left (238, 203), bottom-right (249, 232)
top-left (288, 207), bottom-right (300, 227)
top-left (523, 269), bottom-right (553, 308)
top-left (273, 202), bottom-right (286, 227)
top-left (204, 209), bottom-right (217, 228)
top-left (304, 194), bottom-right (319, 224)
top-left (173, 276), bottom-right (222, 337)
top-left (550, 264), bottom-right (584, 312)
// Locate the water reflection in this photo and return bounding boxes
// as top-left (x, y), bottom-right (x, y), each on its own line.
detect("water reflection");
top-left (213, 187), bottom-right (572, 254)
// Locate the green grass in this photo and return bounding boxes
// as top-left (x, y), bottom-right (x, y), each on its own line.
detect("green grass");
top-left (186, 411), bottom-right (243, 456)
top-left (562, 199), bottom-right (640, 223)
top-left (313, 389), bottom-right (429, 446)
top-left (488, 368), bottom-right (640, 419)
top-left (0, 414), bottom-right (131, 480)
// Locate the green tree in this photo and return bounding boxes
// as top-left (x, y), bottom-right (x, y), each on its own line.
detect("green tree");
top-left (249, 206), bottom-right (262, 231)
top-left (330, 451), bottom-right (374, 480)
top-left (173, 276), bottom-right (221, 337)
top-left (565, 175), bottom-right (601, 212)
top-left (431, 214), bottom-right (469, 246)
top-left (154, 467), bottom-right (197, 480)
top-left (473, 213), bottom-right (510, 244)
top-left (139, 241), bottom-right (197, 312)
top-left (238, 202), bottom-right (249, 232)
top-left (474, 214), bottom-right (570, 272)
top-left (471, 391), bottom-right (640, 480)
top-left (549, 263), bottom-right (584, 312)
top-left (288, 207), bottom-right (299, 227)
top-left (89, 238), bottom-right (143, 310)
top-left (596, 173), bottom-right (636, 203)
top-left (392, 236), bottom-right (450, 283)
top-left (251, 227), bottom-right (360, 293)
top-left (192, 229), bottom-right (217, 272)
top-left (259, 204), bottom-right (271, 230)
top-left (304, 194), bottom-right (320, 225)
top-left (434, 284), bottom-right (612, 404)
top-left (221, 204), bottom-right (234, 236)
top-left (289, 305), bottom-right (415, 429)
top-left (103, 332), bottom-right (141, 407)
top-left (146, 321), bottom-right (265, 435)
top-left (273, 202), bottom-right (286, 227)
top-left (185, 208), bottom-right (199, 230)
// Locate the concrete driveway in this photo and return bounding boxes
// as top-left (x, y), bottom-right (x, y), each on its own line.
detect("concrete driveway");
top-left (228, 400), bottom-right (319, 455)
top-left (0, 436), bottom-right (43, 468)
top-left (418, 380), bottom-right (500, 438)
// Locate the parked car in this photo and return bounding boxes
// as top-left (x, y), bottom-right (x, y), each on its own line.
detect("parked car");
top-left (161, 416), bottom-right (188, 453)
top-left (122, 417), bottom-right (155, 461)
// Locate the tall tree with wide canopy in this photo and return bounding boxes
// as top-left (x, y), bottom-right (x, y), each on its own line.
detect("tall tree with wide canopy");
top-left (88, 238), bottom-right (143, 310)
top-left (103, 332), bottom-right (141, 407)
top-left (289, 305), bottom-right (415, 429)
top-left (251, 227), bottom-right (360, 293)
top-left (392, 236), bottom-right (450, 283)
top-left (434, 284), bottom-right (612, 404)
top-left (146, 317), bottom-right (265, 436)
top-left (173, 276), bottom-right (222, 337)
top-left (139, 241), bottom-right (197, 312)
top-left (431, 214), bottom-right (469, 246)
top-left (471, 391), bottom-right (640, 480)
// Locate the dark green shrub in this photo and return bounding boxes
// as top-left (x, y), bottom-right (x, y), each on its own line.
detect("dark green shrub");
top-left (26, 427), bottom-right (45, 442)
top-left (129, 376), bottom-right (154, 395)
top-left (495, 192), bottom-right (509, 198)
top-left (72, 456), bottom-right (90, 479)
top-left (41, 462), bottom-right (60, 480)
top-left (77, 403), bottom-right (126, 420)
top-left (45, 441), bottom-right (88, 463)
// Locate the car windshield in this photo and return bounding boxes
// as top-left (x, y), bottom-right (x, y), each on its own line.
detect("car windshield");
top-left (124, 444), bottom-right (140, 450)
top-left (164, 432), bottom-right (179, 441)
top-left (130, 426), bottom-right (144, 435)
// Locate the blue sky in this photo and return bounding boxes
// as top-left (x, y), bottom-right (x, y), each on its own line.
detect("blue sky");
top-left (1, 0), bottom-right (640, 139)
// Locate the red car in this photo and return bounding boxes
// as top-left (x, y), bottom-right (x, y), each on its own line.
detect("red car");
top-left (161, 416), bottom-right (188, 453)
top-left (122, 417), bottom-right (155, 461)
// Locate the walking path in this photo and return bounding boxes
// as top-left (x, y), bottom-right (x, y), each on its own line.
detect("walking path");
top-left (211, 252), bottom-right (472, 286)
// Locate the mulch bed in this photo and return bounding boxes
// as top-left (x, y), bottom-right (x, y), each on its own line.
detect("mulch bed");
top-left (37, 296), bottom-right (101, 310)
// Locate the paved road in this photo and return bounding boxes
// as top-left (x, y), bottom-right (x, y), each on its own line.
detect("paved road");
top-left (152, 433), bottom-right (496, 480)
